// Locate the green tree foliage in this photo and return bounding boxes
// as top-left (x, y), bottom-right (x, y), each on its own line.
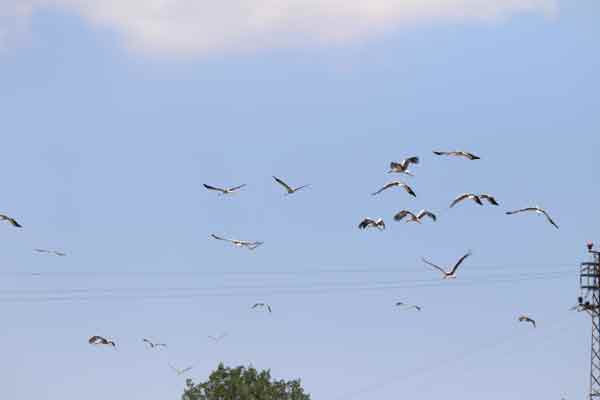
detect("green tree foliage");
top-left (182, 363), bottom-right (311, 400)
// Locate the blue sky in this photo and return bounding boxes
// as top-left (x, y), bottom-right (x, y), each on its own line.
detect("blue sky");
top-left (0, 1), bottom-right (599, 399)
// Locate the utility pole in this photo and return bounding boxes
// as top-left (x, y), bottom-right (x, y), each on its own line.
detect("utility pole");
top-left (579, 242), bottom-right (600, 399)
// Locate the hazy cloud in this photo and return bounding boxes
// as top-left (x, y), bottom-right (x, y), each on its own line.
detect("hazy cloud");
top-left (1, 0), bottom-right (558, 56)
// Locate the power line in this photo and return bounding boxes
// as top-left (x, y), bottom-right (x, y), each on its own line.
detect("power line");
top-left (0, 263), bottom-right (576, 278)
top-left (0, 272), bottom-right (572, 304)
top-left (0, 269), bottom-right (573, 294)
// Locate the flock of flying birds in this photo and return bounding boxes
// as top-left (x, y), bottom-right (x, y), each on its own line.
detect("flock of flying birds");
top-left (198, 150), bottom-right (561, 329)
top-left (86, 332), bottom-right (231, 376)
top-left (2, 150), bottom-right (562, 376)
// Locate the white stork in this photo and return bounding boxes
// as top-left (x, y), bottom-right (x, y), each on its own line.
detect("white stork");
top-left (169, 363), bottom-right (195, 376)
top-left (518, 315), bottom-right (536, 328)
top-left (88, 335), bottom-right (116, 347)
top-left (210, 234), bottom-right (264, 250)
top-left (432, 150), bottom-right (480, 160)
top-left (421, 251), bottom-right (472, 279)
top-left (395, 302), bottom-right (422, 311)
top-left (371, 181), bottom-right (416, 197)
top-left (450, 193), bottom-right (499, 208)
top-left (272, 176), bottom-right (310, 195)
top-left (358, 218), bottom-right (386, 230)
top-left (203, 183), bottom-right (246, 195)
top-left (33, 249), bottom-right (67, 256)
top-left (505, 206), bottom-right (558, 229)
top-left (252, 302), bottom-right (272, 313)
top-left (388, 156), bottom-right (419, 176)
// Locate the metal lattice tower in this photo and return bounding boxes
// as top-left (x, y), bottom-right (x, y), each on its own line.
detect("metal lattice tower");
top-left (579, 246), bottom-right (600, 399)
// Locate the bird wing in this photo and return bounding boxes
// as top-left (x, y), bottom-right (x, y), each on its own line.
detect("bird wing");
top-left (480, 194), bottom-right (499, 205)
top-left (421, 258), bottom-right (448, 276)
top-left (393, 210), bottom-right (410, 221)
top-left (293, 184), bottom-right (310, 193)
top-left (273, 176), bottom-right (293, 192)
top-left (358, 218), bottom-right (374, 229)
top-left (449, 251), bottom-right (472, 276)
top-left (228, 184), bottom-right (247, 192)
top-left (401, 184), bottom-right (416, 197)
top-left (417, 210), bottom-right (436, 221)
top-left (450, 193), bottom-right (472, 208)
top-left (505, 207), bottom-right (538, 215)
top-left (246, 241), bottom-right (264, 250)
top-left (203, 184), bottom-right (226, 193)
top-left (540, 210), bottom-right (559, 229)
top-left (251, 303), bottom-right (262, 309)
top-left (54, 251), bottom-right (67, 256)
top-left (34, 248), bottom-right (50, 253)
top-left (460, 152), bottom-right (480, 160)
top-left (432, 151), bottom-right (448, 156)
top-left (267, 305), bottom-right (272, 313)
top-left (88, 336), bottom-right (100, 344)
top-left (1, 215), bottom-right (22, 227)
top-left (402, 156), bottom-right (419, 166)
top-left (211, 234), bottom-right (233, 243)
top-left (372, 182), bottom-right (398, 196)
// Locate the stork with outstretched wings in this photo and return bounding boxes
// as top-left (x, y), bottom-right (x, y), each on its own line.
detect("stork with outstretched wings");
top-left (518, 315), bottom-right (536, 328)
top-left (88, 335), bottom-right (116, 348)
top-left (169, 363), bottom-right (195, 376)
top-left (505, 206), bottom-right (558, 229)
top-left (252, 303), bottom-right (272, 313)
top-left (395, 302), bottom-right (422, 311)
top-left (388, 156), bottom-right (419, 176)
top-left (272, 176), bottom-right (310, 195)
top-left (421, 251), bottom-right (472, 279)
top-left (358, 218), bottom-right (386, 230)
top-left (371, 181), bottom-right (416, 197)
top-left (143, 338), bottom-right (167, 349)
top-left (34, 248), bottom-right (66, 256)
top-left (208, 333), bottom-right (228, 342)
top-left (432, 150), bottom-right (480, 160)
top-left (450, 193), bottom-right (499, 208)
top-left (203, 183), bottom-right (246, 195)
top-left (211, 234), bottom-right (264, 250)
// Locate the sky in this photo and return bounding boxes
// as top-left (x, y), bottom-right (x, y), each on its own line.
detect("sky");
top-left (0, 0), bottom-right (599, 399)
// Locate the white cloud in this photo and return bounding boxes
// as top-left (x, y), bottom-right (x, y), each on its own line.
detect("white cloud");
top-left (1, 0), bottom-right (558, 56)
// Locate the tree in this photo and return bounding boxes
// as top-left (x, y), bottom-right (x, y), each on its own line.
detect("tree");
top-left (182, 363), bottom-right (311, 400)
